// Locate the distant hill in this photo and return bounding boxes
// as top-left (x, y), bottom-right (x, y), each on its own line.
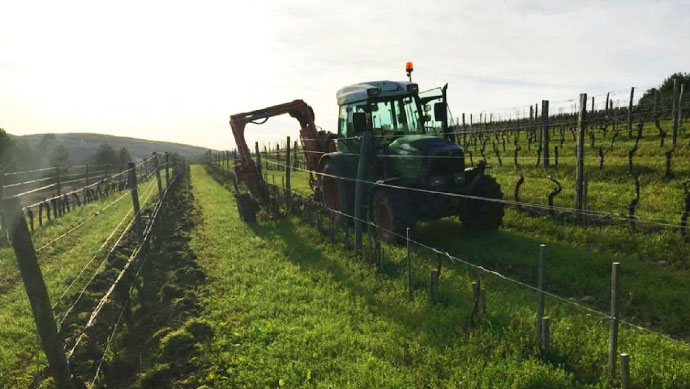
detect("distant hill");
top-left (12, 133), bottom-right (212, 163)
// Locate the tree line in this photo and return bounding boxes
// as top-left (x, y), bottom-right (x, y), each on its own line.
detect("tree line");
top-left (0, 130), bottom-right (132, 173)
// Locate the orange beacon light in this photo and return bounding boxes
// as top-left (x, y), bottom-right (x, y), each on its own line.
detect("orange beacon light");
top-left (405, 62), bottom-right (414, 81)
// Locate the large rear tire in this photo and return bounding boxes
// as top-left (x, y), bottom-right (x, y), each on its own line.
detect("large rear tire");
top-left (321, 160), bottom-right (345, 219)
top-left (459, 175), bottom-right (504, 230)
top-left (235, 193), bottom-right (258, 223)
top-left (371, 187), bottom-right (417, 243)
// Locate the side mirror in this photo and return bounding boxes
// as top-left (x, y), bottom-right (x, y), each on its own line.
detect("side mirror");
top-left (353, 112), bottom-right (367, 133)
top-left (434, 103), bottom-right (447, 122)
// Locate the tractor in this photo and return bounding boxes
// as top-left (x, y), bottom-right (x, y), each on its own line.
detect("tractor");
top-left (229, 63), bottom-right (504, 240)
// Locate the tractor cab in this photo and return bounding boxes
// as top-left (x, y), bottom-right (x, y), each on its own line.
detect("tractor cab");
top-left (335, 81), bottom-right (455, 153)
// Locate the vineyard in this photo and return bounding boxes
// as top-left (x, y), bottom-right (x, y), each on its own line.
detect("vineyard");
top-left (2, 83), bottom-right (690, 388)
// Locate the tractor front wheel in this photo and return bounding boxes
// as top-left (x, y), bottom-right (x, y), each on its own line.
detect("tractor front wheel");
top-left (459, 175), bottom-right (504, 230)
top-left (371, 187), bottom-right (416, 243)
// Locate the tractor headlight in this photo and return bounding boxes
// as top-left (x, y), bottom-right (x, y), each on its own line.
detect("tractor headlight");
top-left (430, 176), bottom-right (445, 187)
top-left (453, 172), bottom-right (465, 185)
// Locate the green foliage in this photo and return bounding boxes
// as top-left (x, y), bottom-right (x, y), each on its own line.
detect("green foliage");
top-left (118, 146), bottom-right (132, 167)
top-left (49, 144), bottom-right (69, 167)
top-left (638, 72), bottom-right (690, 113)
top-left (91, 142), bottom-right (120, 166)
top-left (0, 128), bottom-right (15, 168)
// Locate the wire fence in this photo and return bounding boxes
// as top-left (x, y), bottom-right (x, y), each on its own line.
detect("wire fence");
top-left (1, 151), bottom-right (187, 388)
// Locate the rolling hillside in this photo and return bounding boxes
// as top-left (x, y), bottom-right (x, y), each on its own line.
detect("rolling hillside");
top-left (12, 132), bottom-right (213, 163)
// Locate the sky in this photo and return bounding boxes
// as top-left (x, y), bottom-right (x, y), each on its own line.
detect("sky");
top-left (1, 0), bottom-right (688, 150)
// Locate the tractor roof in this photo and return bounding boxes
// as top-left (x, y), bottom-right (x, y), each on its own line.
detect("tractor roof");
top-left (336, 80), bottom-right (419, 106)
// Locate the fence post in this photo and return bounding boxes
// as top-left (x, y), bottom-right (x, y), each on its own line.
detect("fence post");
top-left (672, 79), bottom-right (679, 146)
top-left (542, 100), bottom-right (550, 168)
top-left (627, 87), bottom-right (635, 140)
top-left (154, 154), bottom-right (163, 202)
top-left (285, 136), bottom-right (291, 212)
top-left (480, 287), bottom-right (486, 315)
top-left (2, 196), bottom-right (77, 388)
top-left (55, 166), bottom-right (61, 197)
top-left (0, 169), bottom-right (5, 237)
top-left (165, 152), bottom-right (170, 188)
top-left (255, 142), bottom-right (263, 184)
top-left (430, 269), bottom-right (439, 305)
top-left (608, 262), bottom-right (621, 380)
top-left (354, 131), bottom-right (373, 251)
top-left (575, 93), bottom-right (588, 222)
top-left (620, 353), bottom-right (630, 389)
top-left (537, 244), bottom-right (546, 350)
top-left (542, 316), bottom-right (550, 354)
top-left (407, 227), bottom-right (412, 299)
top-left (127, 162), bottom-right (142, 237)
top-left (680, 84), bottom-right (685, 126)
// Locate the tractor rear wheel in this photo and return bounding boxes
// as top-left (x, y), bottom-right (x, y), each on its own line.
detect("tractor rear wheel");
top-left (321, 160), bottom-right (344, 218)
top-left (235, 193), bottom-right (258, 223)
top-left (371, 187), bottom-right (416, 243)
top-left (459, 175), bottom-right (504, 230)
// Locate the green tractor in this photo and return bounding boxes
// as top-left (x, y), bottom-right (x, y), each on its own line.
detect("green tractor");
top-left (318, 76), bottom-right (504, 241)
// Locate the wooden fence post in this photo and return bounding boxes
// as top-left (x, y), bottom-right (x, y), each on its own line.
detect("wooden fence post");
top-left (285, 136), bottom-right (291, 211)
top-left (672, 79), bottom-right (679, 146)
top-left (575, 93), bottom-right (587, 222)
top-left (255, 142), bottom-right (263, 184)
top-left (354, 131), bottom-right (373, 251)
top-left (608, 262), bottom-right (621, 380)
top-left (154, 154), bottom-right (163, 202)
top-left (165, 152), bottom-right (170, 188)
top-left (2, 196), bottom-right (77, 389)
top-left (127, 162), bottom-right (142, 238)
top-left (542, 100), bottom-right (550, 168)
top-left (0, 169), bottom-right (5, 237)
top-left (627, 87), bottom-right (635, 139)
top-left (407, 227), bottom-right (413, 299)
top-left (537, 244), bottom-right (546, 350)
top-left (430, 269), bottom-right (439, 305)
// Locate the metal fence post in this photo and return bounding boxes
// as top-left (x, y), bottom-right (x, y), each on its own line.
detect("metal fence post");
top-left (537, 244), bottom-right (546, 350)
top-left (608, 262), bottom-right (621, 380)
top-left (620, 353), bottom-right (630, 389)
top-left (2, 196), bottom-right (76, 388)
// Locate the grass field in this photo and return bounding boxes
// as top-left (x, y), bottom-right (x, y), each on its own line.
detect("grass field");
top-left (253, 149), bottom-right (690, 338)
top-left (187, 164), bottom-right (690, 388)
top-left (0, 177), bottom-right (160, 388)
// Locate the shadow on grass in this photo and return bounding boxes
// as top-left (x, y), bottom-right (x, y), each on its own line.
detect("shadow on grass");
top-left (243, 215), bottom-right (611, 385)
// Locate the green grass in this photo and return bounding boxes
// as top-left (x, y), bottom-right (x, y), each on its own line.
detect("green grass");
top-left (187, 164), bottom-right (690, 388)
top-left (0, 177), bottom-right (160, 388)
